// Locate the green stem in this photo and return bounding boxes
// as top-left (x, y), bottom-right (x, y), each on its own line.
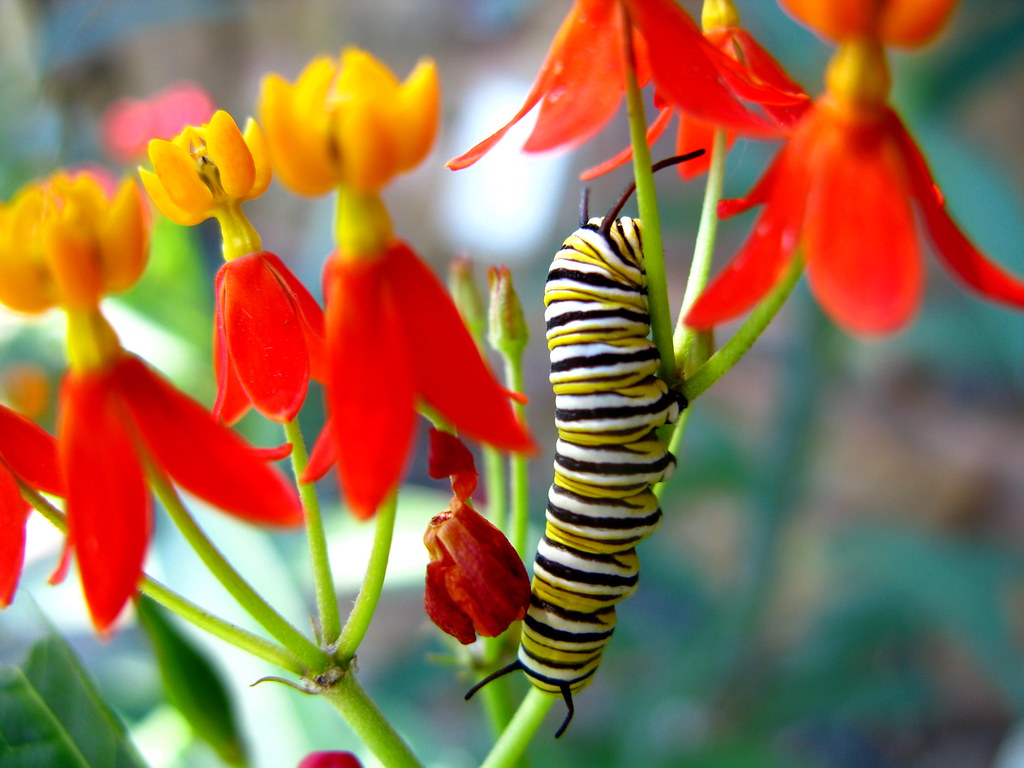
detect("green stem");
top-left (505, 358), bottom-right (530, 559)
top-left (622, 25), bottom-right (675, 386)
top-left (20, 488), bottom-right (304, 674)
top-left (682, 254), bottom-right (805, 402)
top-left (322, 673), bottom-right (425, 768)
top-left (672, 129), bottom-right (728, 374)
top-left (150, 472), bottom-right (328, 672)
top-left (482, 447), bottom-right (508, 528)
top-left (479, 688), bottom-right (556, 768)
top-left (335, 493), bottom-right (397, 663)
top-left (283, 418), bottom-right (341, 646)
top-left (140, 577), bottom-right (303, 674)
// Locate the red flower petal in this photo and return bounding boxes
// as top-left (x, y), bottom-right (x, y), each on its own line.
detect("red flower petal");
top-left (889, 110), bottom-right (1024, 307)
top-left (325, 256), bottom-right (416, 519)
top-left (212, 313), bottom-right (251, 426)
top-left (385, 242), bottom-right (534, 453)
top-left (674, 112), bottom-right (727, 180)
top-left (61, 370), bottom-right (150, 631)
top-left (686, 134), bottom-right (811, 328)
top-left (424, 559), bottom-right (477, 645)
top-left (0, 467), bottom-right (30, 607)
top-left (217, 253), bottom-right (310, 423)
top-left (262, 252), bottom-right (327, 382)
top-left (725, 28), bottom-right (808, 126)
top-left (804, 116), bottom-right (922, 334)
top-left (579, 104), bottom-right (674, 182)
top-left (624, 0), bottom-right (776, 135)
top-left (522, 0), bottom-right (631, 153)
top-left (111, 356), bottom-right (303, 525)
top-left (302, 423), bottom-right (336, 485)
top-left (428, 429), bottom-right (479, 502)
top-left (0, 404), bottom-right (63, 496)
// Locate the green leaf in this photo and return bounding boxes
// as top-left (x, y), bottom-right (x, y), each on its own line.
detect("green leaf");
top-left (0, 634), bottom-right (148, 768)
top-left (135, 596), bottom-right (247, 767)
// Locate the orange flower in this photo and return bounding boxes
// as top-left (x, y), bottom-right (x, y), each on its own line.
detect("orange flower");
top-left (448, 0), bottom-right (798, 170)
top-left (0, 171), bottom-right (302, 630)
top-left (686, 26), bottom-right (1024, 334)
top-left (582, 0), bottom-right (807, 181)
top-left (780, 0), bottom-right (959, 47)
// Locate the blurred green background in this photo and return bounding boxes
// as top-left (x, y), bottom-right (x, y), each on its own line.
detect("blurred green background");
top-left (1, 1), bottom-right (1024, 767)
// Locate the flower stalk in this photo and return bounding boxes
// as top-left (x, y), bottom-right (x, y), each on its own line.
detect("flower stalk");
top-left (285, 417), bottom-right (342, 646)
top-left (479, 688), bottom-right (556, 768)
top-left (335, 493), bottom-right (398, 663)
top-left (150, 469), bottom-right (328, 671)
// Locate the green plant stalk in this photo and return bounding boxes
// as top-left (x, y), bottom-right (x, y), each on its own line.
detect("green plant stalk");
top-left (140, 577), bottom-right (304, 674)
top-left (149, 471), bottom-right (328, 672)
top-left (322, 673), bottom-right (425, 768)
top-left (682, 254), bottom-right (805, 402)
top-left (479, 688), bottom-right (555, 768)
top-left (478, 672), bottom-right (517, 742)
top-left (20, 488), bottom-right (303, 674)
top-left (283, 418), bottom-right (341, 646)
top-left (505, 357), bottom-right (530, 559)
top-left (335, 493), bottom-right (398, 663)
top-left (482, 446), bottom-right (508, 528)
top-left (622, 27), bottom-right (675, 386)
top-left (672, 129), bottom-right (728, 372)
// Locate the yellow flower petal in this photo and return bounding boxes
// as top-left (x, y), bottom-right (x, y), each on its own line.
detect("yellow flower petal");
top-left (148, 138), bottom-right (214, 216)
top-left (0, 195), bottom-right (55, 313)
top-left (100, 179), bottom-right (148, 293)
top-left (393, 57), bottom-right (440, 173)
top-left (340, 97), bottom-right (398, 193)
top-left (45, 215), bottom-right (102, 310)
top-left (259, 64), bottom-right (339, 195)
top-left (138, 166), bottom-right (208, 226)
top-left (336, 47), bottom-right (400, 99)
top-left (206, 110), bottom-right (256, 199)
top-left (243, 118), bottom-right (272, 199)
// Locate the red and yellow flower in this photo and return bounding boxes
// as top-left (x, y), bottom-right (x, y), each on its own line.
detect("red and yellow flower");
top-left (448, 0), bottom-right (800, 171)
top-left (686, 0), bottom-right (1024, 334)
top-left (260, 48), bottom-right (533, 519)
top-left (0, 170), bottom-right (302, 630)
top-left (140, 111), bottom-right (325, 424)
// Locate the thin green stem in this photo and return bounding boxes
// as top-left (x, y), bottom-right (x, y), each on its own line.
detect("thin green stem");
top-left (322, 673), bottom-right (425, 768)
top-left (622, 25), bottom-right (675, 386)
top-left (505, 358), bottom-right (530, 559)
top-left (672, 129), bottom-right (728, 374)
top-left (335, 493), bottom-right (397, 663)
top-left (478, 669), bottom-right (517, 742)
top-left (479, 688), bottom-right (556, 768)
top-left (482, 447), bottom-right (508, 528)
top-left (283, 418), bottom-right (341, 646)
top-left (150, 472), bottom-right (328, 672)
top-left (682, 254), bottom-right (805, 402)
top-left (20, 488), bottom-right (304, 674)
top-left (140, 577), bottom-right (303, 674)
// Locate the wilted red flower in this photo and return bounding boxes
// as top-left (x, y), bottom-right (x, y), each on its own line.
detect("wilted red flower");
top-left (424, 498), bottom-right (530, 645)
top-left (0, 405), bottom-right (63, 607)
top-left (448, 0), bottom-right (794, 170)
top-left (101, 82), bottom-right (215, 163)
top-left (62, 355), bottom-right (303, 630)
top-left (427, 428), bottom-right (479, 503)
top-left (297, 753), bottom-right (362, 768)
top-left (213, 251), bottom-right (325, 424)
top-left (686, 32), bottom-right (1024, 335)
top-left (306, 240), bottom-right (534, 519)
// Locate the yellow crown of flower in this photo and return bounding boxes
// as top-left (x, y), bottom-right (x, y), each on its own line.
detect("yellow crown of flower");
top-left (139, 110), bottom-right (271, 226)
top-left (258, 47), bottom-right (440, 196)
top-left (0, 171), bottom-right (148, 313)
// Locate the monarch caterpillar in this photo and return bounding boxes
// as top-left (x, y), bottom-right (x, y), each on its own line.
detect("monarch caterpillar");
top-left (467, 152), bottom-right (703, 737)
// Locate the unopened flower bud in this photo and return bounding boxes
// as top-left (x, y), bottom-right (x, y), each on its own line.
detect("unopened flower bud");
top-left (448, 257), bottom-right (486, 345)
top-left (487, 266), bottom-right (529, 362)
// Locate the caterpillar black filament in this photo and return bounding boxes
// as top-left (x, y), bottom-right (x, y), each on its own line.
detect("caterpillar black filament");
top-left (467, 214), bottom-right (685, 737)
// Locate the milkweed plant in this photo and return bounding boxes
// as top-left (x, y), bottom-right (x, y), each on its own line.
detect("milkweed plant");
top-left (1, 1), bottom-right (1023, 767)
